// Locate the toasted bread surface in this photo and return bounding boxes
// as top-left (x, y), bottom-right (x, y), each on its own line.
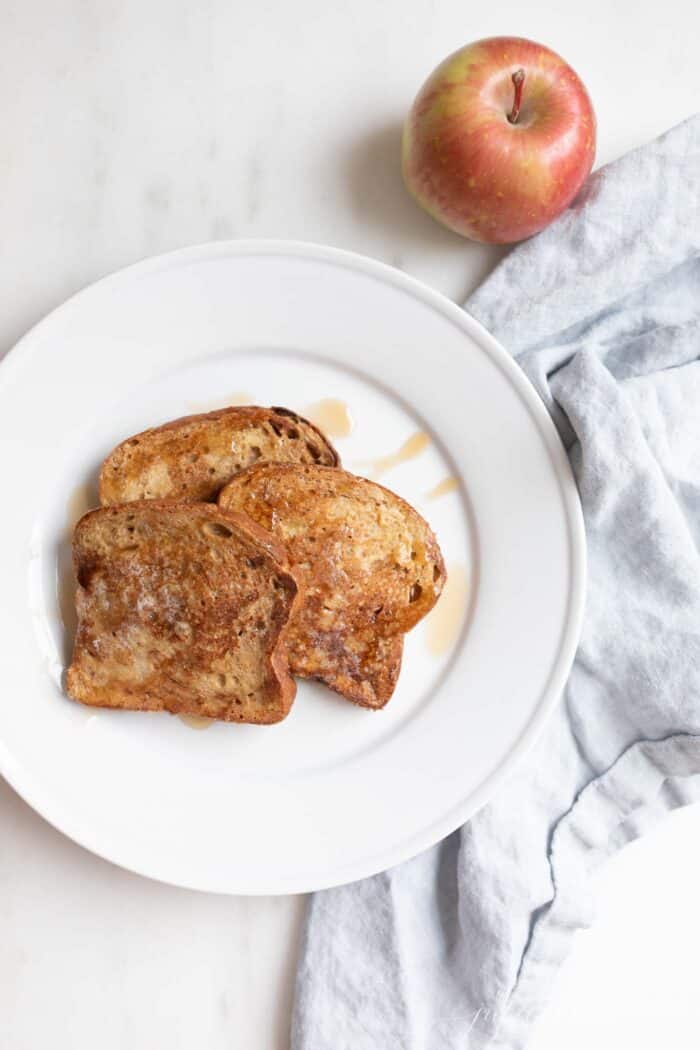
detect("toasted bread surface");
top-left (99, 406), bottom-right (339, 506)
top-left (219, 464), bottom-right (446, 707)
top-left (66, 501), bottom-right (299, 723)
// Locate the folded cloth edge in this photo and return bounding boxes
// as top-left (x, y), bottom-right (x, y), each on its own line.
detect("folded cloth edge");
top-left (491, 733), bottom-right (700, 1047)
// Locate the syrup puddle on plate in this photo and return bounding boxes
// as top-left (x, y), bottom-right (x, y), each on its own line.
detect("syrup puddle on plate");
top-left (177, 714), bottom-right (214, 730)
top-left (358, 430), bottom-right (430, 478)
top-left (66, 483), bottom-right (96, 533)
top-left (426, 564), bottom-right (468, 656)
top-left (304, 398), bottom-right (354, 438)
top-left (425, 476), bottom-right (459, 501)
top-left (187, 391), bottom-right (253, 413)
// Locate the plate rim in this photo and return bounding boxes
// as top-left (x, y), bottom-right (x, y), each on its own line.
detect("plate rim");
top-left (0, 239), bottom-right (586, 894)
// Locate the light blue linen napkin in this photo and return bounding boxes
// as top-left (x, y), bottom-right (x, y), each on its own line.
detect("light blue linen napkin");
top-left (292, 114), bottom-right (700, 1050)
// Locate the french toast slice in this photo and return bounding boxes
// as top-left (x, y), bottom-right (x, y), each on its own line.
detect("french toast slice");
top-left (65, 501), bottom-right (300, 723)
top-left (99, 406), bottom-right (339, 506)
top-left (218, 464), bottom-right (446, 708)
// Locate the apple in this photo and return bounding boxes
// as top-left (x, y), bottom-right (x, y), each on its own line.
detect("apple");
top-left (402, 37), bottom-right (596, 244)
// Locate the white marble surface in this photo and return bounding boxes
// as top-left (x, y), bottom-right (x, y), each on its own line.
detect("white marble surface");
top-left (1, 1), bottom-right (699, 1047)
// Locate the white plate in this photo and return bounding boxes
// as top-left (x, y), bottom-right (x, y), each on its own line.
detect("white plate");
top-left (0, 241), bottom-right (585, 894)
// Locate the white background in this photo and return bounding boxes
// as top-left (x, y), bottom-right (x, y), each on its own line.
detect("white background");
top-left (1, 1), bottom-right (699, 1047)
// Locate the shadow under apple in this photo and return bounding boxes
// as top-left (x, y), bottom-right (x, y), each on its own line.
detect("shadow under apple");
top-left (343, 120), bottom-right (507, 299)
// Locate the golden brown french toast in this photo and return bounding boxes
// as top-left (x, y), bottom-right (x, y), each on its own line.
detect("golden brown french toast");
top-left (99, 406), bottom-right (339, 505)
top-left (218, 464), bottom-right (446, 708)
top-left (65, 501), bottom-right (300, 723)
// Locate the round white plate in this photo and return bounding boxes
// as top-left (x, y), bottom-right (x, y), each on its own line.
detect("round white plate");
top-left (0, 241), bottom-right (585, 894)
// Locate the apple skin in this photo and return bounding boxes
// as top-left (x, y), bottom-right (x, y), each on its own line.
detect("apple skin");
top-left (402, 37), bottom-right (596, 244)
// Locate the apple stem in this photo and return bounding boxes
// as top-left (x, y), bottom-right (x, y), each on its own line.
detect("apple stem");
top-left (507, 68), bottom-right (525, 124)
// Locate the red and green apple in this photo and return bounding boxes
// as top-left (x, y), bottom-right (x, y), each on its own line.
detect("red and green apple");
top-left (402, 37), bottom-right (596, 244)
